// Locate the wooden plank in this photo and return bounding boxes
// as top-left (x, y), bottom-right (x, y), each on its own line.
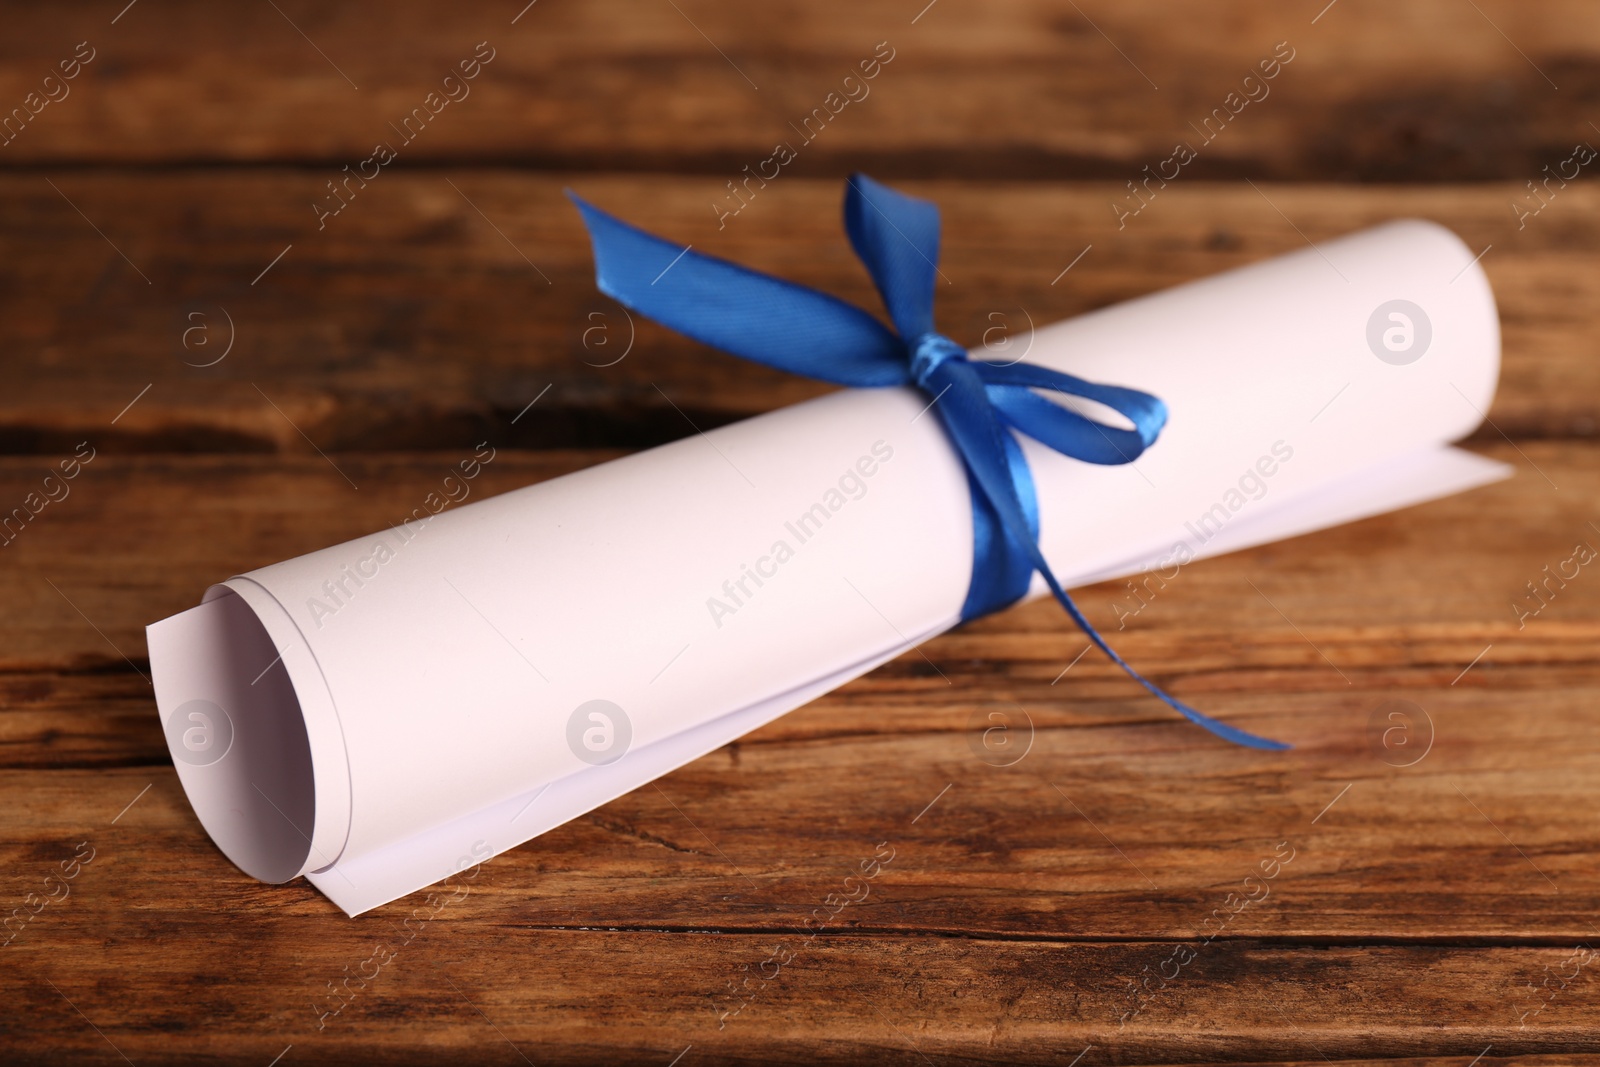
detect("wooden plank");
top-left (5, 663), bottom-right (1600, 943)
top-left (0, 671), bottom-right (155, 768)
top-left (5, 760), bottom-right (1600, 1065)
top-left (0, 0), bottom-right (1592, 181)
top-left (1, 176), bottom-right (1595, 455)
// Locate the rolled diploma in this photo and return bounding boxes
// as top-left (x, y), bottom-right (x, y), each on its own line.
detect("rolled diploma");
top-left (148, 220), bottom-right (1504, 914)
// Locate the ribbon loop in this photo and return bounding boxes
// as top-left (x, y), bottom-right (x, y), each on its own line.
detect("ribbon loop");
top-left (843, 175), bottom-right (942, 341)
top-left (569, 175), bottom-right (1287, 752)
top-left (568, 192), bottom-right (910, 389)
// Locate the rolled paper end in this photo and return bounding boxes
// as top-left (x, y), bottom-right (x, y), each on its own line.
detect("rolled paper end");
top-left (147, 584), bottom-right (349, 883)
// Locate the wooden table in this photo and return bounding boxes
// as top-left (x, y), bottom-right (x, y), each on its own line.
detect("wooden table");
top-left (4, 2), bottom-right (1599, 1062)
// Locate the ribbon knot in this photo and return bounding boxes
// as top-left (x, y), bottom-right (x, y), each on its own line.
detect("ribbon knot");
top-left (909, 333), bottom-right (967, 390)
top-left (567, 175), bottom-right (1285, 751)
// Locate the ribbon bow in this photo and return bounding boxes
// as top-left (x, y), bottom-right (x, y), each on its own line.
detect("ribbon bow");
top-left (569, 174), bottom-right (1285, 751)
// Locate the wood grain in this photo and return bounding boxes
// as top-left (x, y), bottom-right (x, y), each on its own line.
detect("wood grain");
top-left (2, 176), bottom-right (1597, 461)
top-left (8, 907), bottom-right (1600, 1064)
top-left (3, 723), bottom-right (1600, 1062)
top-left (0, 0), bottom-right (1595, 181)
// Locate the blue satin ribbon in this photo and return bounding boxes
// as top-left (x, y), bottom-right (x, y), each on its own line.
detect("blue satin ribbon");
top-left (569, 174), bottom-right (1285, 751)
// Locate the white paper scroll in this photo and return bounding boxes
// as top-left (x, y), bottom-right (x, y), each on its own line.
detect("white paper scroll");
top-left (148, 219), bottom-right (1507, 915)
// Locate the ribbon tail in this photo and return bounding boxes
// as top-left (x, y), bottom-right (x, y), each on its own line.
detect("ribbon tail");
top-left (1040, 572), bottom-right (1290, 751)
top-left (935, 362), bottom-right (1289, 751)
top-left (959, 430), bottom-right (1041, 620)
